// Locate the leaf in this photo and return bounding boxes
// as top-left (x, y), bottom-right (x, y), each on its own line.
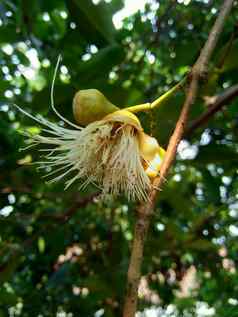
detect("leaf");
top-left (67, 0), bottom-right (116, 44)
top-left (107, 0), bottom-right (124, 15)
top-left (187, 239), bottom-right (215, 251)
top-left (173, 40), bottom-right (200, 67)
top-left (32, 45), bottom-right (125, 113)
top-left (216, 39), bottom-right (238, 73)
top-left (148, 92), bottom-right (185, 146)
top-left (46, 263), bottom-right (71, 289)
top-left (75, 44), bottom-right (125, 83)
top-left (31, 84), bottom-right (75, 113)
top-left (0, 289), bottom-right (18, 306)
top-left (0, 81), bottom-right (10, 94)
top-left (174, 297), bottom-right (196, 312)
top-left (0, 251), bottom-right (22, 284)
top-left (0, 26), bottom-right (20, 43)
top-left (191, 144), bottom-right (238, 165)
top-left (202, 169), bottom-right (221, 204)
top-left (84, 275), bottom-right (113, 297)
top-left (160, 187), bottom-right (190, 215)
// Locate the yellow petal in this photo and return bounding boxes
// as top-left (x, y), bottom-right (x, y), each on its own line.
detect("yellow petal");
top-left (145, 152), bottom-right (162, 178)
top-left (138, 132), bottom-right (160, 162)
top-left (103, 109), bottom-right (143, 131)
top-left (139, 133), bottom-right (166, 178)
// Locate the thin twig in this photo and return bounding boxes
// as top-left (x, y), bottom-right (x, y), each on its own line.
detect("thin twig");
top-left (186, 83), bottom-right (238, 135)
top-left (122, 1), bottom-right (234, 316)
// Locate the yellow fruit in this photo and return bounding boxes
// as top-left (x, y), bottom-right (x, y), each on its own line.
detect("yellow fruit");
top-left (73, 89), bottom-right (119, 126)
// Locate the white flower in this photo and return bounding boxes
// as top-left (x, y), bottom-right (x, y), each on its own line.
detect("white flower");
top-left (16, 106), bottom-right (164, 201)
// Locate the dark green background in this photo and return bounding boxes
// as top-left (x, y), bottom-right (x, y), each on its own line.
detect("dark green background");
top-left (0, 0), bottom-right (238, 316)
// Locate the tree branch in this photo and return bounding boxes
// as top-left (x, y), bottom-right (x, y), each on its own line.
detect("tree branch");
top-left (122, 1), bottom-right (234, 316)
top-left (186, 83), bottom-right (238, 135)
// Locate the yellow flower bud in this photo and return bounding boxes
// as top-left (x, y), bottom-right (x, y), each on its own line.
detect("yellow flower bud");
top-left (73, 89), bottom-right (119, 126)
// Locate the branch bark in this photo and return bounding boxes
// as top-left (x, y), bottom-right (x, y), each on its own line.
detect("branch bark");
top-left (186, 83), bottom-right (238, 135)
top-left (122, 1), bottom-right (234, 316)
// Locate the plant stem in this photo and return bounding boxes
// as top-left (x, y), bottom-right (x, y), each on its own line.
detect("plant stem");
top-left (122, 1), bottom-right (234, 316)
top-left (124, 78), bottom-right (186, 114)
top-left (123, 102), bottom-right (151, 113)
top-left (151, 78), bottom-right (186, 109)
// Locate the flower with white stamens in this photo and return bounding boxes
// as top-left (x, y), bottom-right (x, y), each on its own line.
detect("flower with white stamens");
top-left (16, 91), bottom-right (165, 201)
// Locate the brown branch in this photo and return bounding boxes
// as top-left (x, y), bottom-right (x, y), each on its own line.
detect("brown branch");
top-left (122, 1), bottom-right (234, 316)
top-left (186, 83), bottom-right (238, 135)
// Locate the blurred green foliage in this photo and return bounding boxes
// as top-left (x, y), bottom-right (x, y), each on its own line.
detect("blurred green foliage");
top-left (0, 0), bottom-right (238, 316)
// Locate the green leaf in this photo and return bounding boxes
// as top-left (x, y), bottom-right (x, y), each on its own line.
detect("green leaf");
top-left (0, 26), bottom-right (20, 43)
top-left (67, 0), bottom-right (116, 44)
top-left (149, 93), bottom-right (185, 146)
top-left (187, 239), bottom-right (215, 251)
top-left (0, 251), bottom-right (22, 284)
top-left (202, 169), bottom-right (221, 204)
top-left (216, 39), bottom-right (238, 72)
top-left (32, 45), bottom-right (125, 113)
top-left (192, 144), bottom-right (238, 165)
top-left (0, 289), bottom-right (18, 306)
top-left (46, 263), bottom-right (71, 289)
top-left (75, 44), bottom-right (125, 83)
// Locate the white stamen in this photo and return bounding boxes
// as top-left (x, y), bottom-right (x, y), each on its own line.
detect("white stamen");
top-left (50, 55), bottom-right (80, 129)
top-left (16, 105), bottom-right (152, 200)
